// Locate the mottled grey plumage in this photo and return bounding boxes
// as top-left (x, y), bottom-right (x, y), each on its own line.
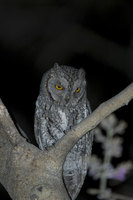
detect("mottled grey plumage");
top-left (34, 63), bottom-right (93, 200)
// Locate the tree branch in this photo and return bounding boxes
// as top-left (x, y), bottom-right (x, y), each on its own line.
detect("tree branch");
top-left (0, 99), bottom-right (24, 146)
top-left (0, 83), bottom-right (132, 200)
top-left (53, 83), bottom-right (133, 162)
top-left (0, 99), bottom-right (70, 200)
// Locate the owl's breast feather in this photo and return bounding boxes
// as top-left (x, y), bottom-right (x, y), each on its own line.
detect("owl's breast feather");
top-left (58, 109), bottom-right (68, 131)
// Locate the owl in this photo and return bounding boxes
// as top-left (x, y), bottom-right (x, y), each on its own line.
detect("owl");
top-left (34, 63), bottom-right (93, 200)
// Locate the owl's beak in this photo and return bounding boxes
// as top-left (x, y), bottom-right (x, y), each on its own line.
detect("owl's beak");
top-left (65, 95), bottom-right (70, 104)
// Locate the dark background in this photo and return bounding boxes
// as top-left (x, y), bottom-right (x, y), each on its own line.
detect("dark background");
top-left (0, 0), bottom-right (133, 199)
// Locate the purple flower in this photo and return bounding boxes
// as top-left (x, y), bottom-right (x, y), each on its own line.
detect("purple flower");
top-left (109, 162), bottom-right (133, 181)
top-left (113, 167), bottom-right (127, 181)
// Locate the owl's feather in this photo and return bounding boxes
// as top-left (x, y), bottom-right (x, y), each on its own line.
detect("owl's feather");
top-left (34, 64), bottom-right (93, 200)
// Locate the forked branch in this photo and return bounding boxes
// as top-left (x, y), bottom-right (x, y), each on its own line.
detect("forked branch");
top-left (0, 83), bottom-right (132, 200)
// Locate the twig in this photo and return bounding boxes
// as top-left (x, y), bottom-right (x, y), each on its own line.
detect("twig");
top-left (99, 129), bottom-right (113, 194)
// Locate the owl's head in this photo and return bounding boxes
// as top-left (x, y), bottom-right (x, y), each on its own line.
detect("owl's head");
top-left (40, 63), bottom-right (87, 107)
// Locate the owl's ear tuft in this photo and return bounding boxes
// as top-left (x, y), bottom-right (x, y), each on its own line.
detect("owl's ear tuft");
top-left (50, 62), bottom-right (61, 76)
top-left (78, 68), bottom-right (85, 79)
top-left (52, 62), bottom-right (62, 72)
top-left (53, 62), bottom-right (60, 68)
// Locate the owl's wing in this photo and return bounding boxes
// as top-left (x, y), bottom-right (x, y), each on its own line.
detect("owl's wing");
top-left (34, 104), bottom-right (46, 150)
top-left (63, 133), bottom-right (93, 200)
top-left (34, 96), bottom-right (65, 150)
top-left (86, 100), bottom-right (92, 115)
top-left (34, 96), bottom-right (54, 150)
top-left (63, 101), bottom-right (93, 200)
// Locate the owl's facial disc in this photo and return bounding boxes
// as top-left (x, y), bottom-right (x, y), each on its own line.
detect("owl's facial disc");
top-left (47, 68), bottom-right (86, 106)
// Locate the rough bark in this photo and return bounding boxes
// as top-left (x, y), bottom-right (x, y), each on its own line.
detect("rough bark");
top-left (0, 83), bottom-right (132, 200)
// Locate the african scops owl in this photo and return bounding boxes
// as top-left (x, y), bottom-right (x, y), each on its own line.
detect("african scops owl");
top-left (34, 63), bottom-right (93, 200)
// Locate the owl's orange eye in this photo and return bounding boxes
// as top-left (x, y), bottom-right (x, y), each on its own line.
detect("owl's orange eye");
top-left (55, 85), bottom-right (63, 90)
top-left (75, 87), bottom-right (81, 93)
